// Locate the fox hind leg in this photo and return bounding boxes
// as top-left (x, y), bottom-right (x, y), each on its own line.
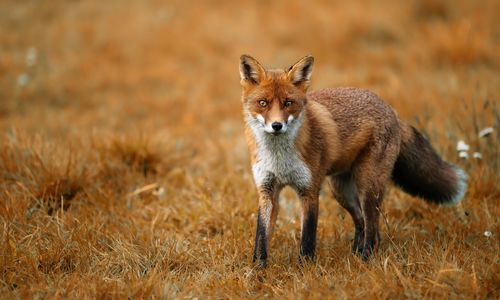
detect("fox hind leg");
top-left (357, 187), bottom-right (383, 260)
top-left (353, 140), bottom-right (399, 260)
top-left (330, 173), bottom-right (365, 254)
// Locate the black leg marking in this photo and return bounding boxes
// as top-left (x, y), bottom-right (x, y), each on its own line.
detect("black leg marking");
top-left (299, 190), bottom-right (319, 261)
top-left (253, 208), bottom-right (268, 267)
top-left (252, 179), bottom-right (280, 268)
top-left (359, 191), bottom-right (382, 261)
top-left (300, 209), bottom-right (318, 260)
top-left (352, 224), bottom-right (365, 254)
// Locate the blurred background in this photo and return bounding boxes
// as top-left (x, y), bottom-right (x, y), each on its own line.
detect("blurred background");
top-left (1, 0), bottom-right (498, 139)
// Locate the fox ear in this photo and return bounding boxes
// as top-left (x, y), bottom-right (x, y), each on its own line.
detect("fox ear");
top-left (287, 55), bottom-right (314, 89)
top-left (239, 55), bottom-right (265, 85)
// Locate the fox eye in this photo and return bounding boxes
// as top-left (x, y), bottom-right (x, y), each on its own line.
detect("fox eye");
top-left (259, 100), bottom-right (268, 107)
top-left (284, 100), bottom-right (293, 108)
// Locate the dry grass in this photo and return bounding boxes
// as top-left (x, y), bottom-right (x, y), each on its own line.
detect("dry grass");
top-left (0, 0), bottom-right (499, 298)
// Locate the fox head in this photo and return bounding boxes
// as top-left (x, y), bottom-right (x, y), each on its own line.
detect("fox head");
top-left (239, 55), bottom-right (314, 134)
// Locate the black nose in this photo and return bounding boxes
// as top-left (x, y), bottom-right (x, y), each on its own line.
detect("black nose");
top-left (271, 122), bottom-right (283, 131)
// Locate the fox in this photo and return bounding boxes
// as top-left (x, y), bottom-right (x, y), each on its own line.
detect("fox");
top-left (239, 54), bottom-right (467, 266)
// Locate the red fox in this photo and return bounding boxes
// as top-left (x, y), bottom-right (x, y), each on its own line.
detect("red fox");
top-left (239, 55), bottom-right (467, 266)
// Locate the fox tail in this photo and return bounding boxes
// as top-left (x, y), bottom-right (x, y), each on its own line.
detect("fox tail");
top-left (392, 123), bottom-right (467, 204)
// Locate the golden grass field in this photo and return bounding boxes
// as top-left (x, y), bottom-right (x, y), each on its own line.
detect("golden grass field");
top-left (1, 0), bottom-right (499, 298)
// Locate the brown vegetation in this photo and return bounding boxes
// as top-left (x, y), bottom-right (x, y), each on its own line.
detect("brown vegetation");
top-left (0, 0), bottom-right (498, 298)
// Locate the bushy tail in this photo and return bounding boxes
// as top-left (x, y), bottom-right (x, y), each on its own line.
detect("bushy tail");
top-left (392, 124), bottom-right (467, 204)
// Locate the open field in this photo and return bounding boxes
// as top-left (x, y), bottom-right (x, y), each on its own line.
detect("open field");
top-left (0, 0), bottom-right (499, 298)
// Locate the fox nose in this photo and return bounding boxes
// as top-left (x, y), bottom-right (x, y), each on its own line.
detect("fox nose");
top-left (271, 122), bottom-right (283, 132)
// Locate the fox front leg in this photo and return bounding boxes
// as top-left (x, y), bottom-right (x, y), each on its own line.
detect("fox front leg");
top-left (299, 189), bottom-right (319, 261)
top-left (253, 187), bottom-right (279, 267)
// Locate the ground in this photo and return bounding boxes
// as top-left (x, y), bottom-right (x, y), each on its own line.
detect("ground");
top-left (0, 0), bottom-right (499, 298)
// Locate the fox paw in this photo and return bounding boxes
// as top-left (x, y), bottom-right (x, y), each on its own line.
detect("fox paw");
top-left (253, 257), bottom-right (268, 268)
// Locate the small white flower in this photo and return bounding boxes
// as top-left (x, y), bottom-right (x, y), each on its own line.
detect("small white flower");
top-left (456, 140), bottom-right (470, 152)
top-left (478, 127), bottom-right (494, 138)
top-left (484, 231), bottom-right (492, 237)
top-left (458, 151), bottom-right (468, 159)
top-left (473, 152), bottom-right (482, 159)
top-left (152, 187), bottom-right (165, 198)
top-left (17, 73), bottom-right (29, 87)
top-left (26, 47), bottom-right (37, 67)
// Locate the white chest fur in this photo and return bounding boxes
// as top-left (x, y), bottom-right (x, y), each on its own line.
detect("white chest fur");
top-left (247, 114), bottom-right (311, 191)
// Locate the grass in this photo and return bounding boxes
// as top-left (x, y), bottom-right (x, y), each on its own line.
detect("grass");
top-left (0, 0), bottom-right (499, 298)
